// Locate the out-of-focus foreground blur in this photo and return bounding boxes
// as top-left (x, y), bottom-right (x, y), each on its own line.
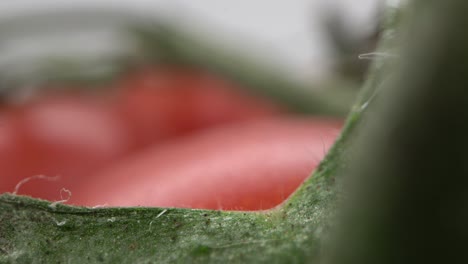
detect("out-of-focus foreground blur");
top-left (0, 0), bottom-right (383, 210)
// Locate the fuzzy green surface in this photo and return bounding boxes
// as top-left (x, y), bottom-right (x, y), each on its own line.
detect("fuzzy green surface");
top-left (0, 166), bottom-right (339, 263)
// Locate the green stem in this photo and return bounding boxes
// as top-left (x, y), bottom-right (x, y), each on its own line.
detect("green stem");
top-left (132, 25), bottom-right (356, 115)
top-left (329, 1), bottom-right (468, 263)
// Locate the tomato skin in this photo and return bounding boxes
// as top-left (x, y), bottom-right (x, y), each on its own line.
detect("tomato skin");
top-left (0, 94), bottom-right (131, 201)
top-left (0, 67), bottom-right (282, 202)
top-left (71, 117), bottom-right (341, 210)
top-left (0, 67), bottom-right (341, 210)
top-left (113, 67), bottom-right (282, 148)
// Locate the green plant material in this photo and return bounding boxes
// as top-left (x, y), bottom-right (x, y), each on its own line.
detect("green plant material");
top-left (7, 2), bottom-right (460, 263)
top-left (326, 1), bottom-right (468, 263)
top-left (131, 24), bottom-right (357, 116)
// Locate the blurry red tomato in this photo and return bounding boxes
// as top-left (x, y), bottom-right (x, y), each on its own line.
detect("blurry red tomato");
top-left (71, 117), bottom-right (341, 210)
top-left (112, 67), bottom-right (282, 148)
top-left (0, 66), bottom-right (341, 210)
top-left (0, 67), bottom-right (283, 202)
top-left (0, 93), bottom-right (131, 201)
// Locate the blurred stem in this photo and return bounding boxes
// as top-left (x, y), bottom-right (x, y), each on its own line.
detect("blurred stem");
top-left (329, 1), bottom-right (468, 263)
top-left (131, 25), bottom-right (357, 116)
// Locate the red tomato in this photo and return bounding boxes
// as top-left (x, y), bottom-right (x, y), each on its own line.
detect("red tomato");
top-left (112, 66), bottom-right (282, 148)
top-left (71, 117), bottom-right (341, 210)
top-left (0, 93), bottom-right (131, 201)
top-left (0, 67), bottom-right (283, 203)
top-left (0, 68), bottom-right (282, 199)
top-left (0, 67), bottom-right (340, 210)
